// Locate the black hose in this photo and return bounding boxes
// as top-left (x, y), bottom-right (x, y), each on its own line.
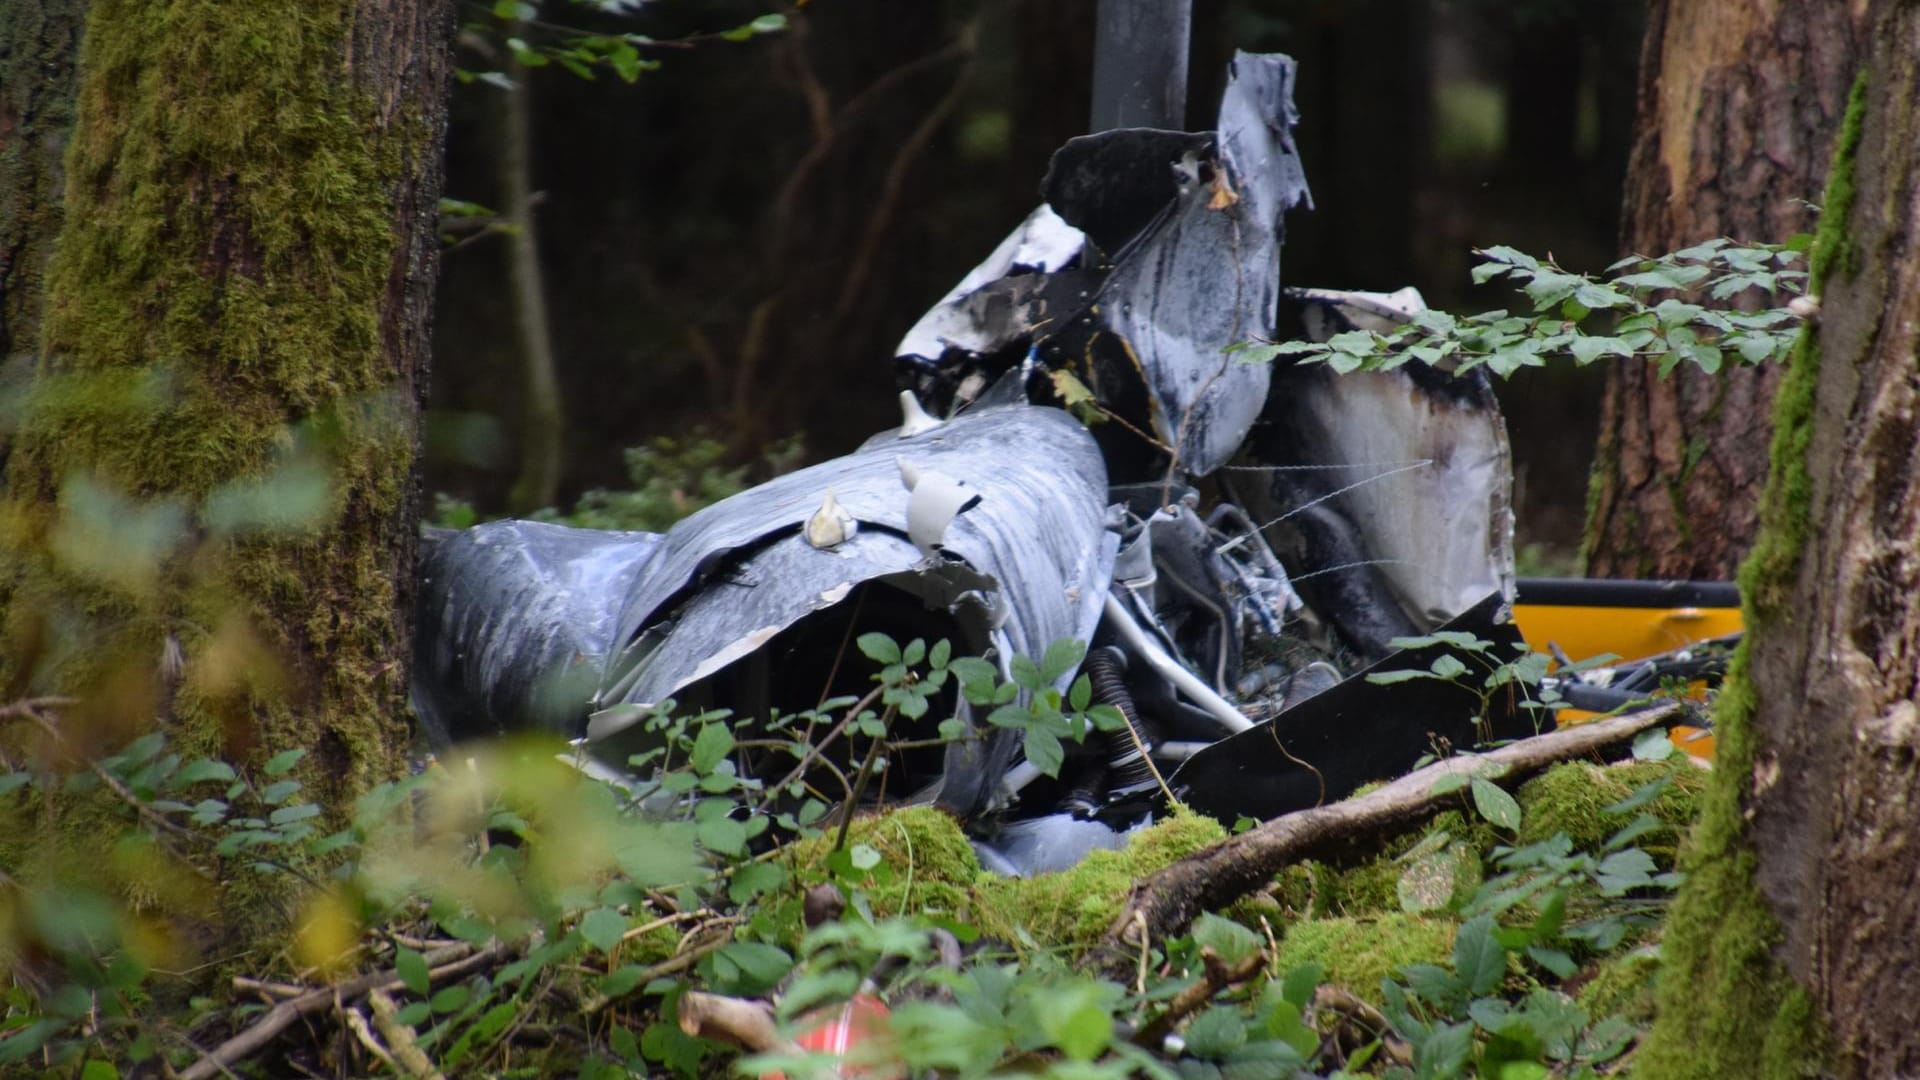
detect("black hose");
top-left (1058, 758), bottom-right (1105, 819)
top-left (1084, 647), bottom-right (1163, 800)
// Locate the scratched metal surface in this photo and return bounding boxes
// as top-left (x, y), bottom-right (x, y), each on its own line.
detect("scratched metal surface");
top-left (412, 520), bottom-right (662, 745)
top-left (595, 403), bottom-right (1118, 714)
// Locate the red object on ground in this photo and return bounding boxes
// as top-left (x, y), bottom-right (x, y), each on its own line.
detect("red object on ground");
top-left (765, 993), bottom-right (901, 1080)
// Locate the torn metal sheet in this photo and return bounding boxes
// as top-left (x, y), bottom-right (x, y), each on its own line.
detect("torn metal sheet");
top-left (1168, 592), bottom-right (1533, 823)
top-left (594, 404), bottom-right (1118, 720)
top-left (411, 521), bottom-right (662, 745)
top-left (1229, 288), bottom-right (1516, 661)
top-left (894, 52), bottom-right (1312, 480)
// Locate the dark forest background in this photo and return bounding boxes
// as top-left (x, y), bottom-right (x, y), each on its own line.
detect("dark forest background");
top-left (427, 0), bottom-right (1646, 565)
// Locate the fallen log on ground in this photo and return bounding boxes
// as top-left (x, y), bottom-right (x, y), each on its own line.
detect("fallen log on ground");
top-left (1090, 703), bottom-right (1688, 979)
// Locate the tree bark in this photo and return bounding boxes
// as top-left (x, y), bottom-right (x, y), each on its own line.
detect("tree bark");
top-left (1642, 5), bottom-right (1920, 1073)
top-left (0, 0), bottom-right (452, 805)
top-left (1584, 0), bottom-right (1868, 580)
top-left (0, 0), bottom-right (87, 428)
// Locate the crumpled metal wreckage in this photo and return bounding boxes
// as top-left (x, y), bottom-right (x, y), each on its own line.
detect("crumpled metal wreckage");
top-left (412, 52), bottom-right (1530, 876)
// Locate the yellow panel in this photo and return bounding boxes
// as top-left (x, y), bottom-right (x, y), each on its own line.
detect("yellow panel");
top-left (1515, 601), bottom-right (1739, 762)
top-left (1512, 603), bottom-right (1743, 666)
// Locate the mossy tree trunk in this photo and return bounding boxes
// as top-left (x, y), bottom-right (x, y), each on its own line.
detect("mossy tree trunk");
top-left (1584, 0), bottom-right (1867, 580)
top-left (1, 0), bottom-right (452, 807)
top-left (1642, 5), bottom-right (1920, 1075)
top-left (0, 0), bottom-right (87, 415)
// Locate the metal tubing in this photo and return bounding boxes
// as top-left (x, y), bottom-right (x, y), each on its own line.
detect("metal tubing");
top-left (1103, 593), bottom-right (1254, 733)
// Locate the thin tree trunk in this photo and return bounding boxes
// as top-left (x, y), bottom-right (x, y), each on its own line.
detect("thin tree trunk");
top-left (1642, 5), bottom-right (1920, 1072)
top-left (1584, 0), bottom-right (1867, 580)
top-left (502, 48), bottom-right (564, 515)
top-left (1, 0), bottom-right (453, 803)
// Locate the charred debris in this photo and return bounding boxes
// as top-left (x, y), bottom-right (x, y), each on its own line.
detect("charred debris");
top-left (413, 52), bottom-right (1536, 875)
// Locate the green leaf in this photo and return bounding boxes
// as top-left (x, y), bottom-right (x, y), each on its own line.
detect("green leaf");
top-left (1192, 912), bottom-right (1262, 965)
top-left (599, 965), bottom-right (648, 1000)
top-left (262, 748), bottom-right (306, 776)
top-left (1521, 271), bottom-right (1581, 311)
top-left (1084, 703), bottom-right (1125, 733)
top-left (949, 657), bottom-right (998, 704)
top-left (1568, 335), bottom-right (1634, 366)
top-left (1069, 674), bottom-right (1092, 712)
top-left (1184, 1007), bottom-right (1249, 1059)
top-left (1594, 848), bottom-right (1658, 895)
top-left (856, 633), bottom-right (900, 665)
top-left (173, 759), bottom-right (237, 787)
top-left (713, 942), bottom-right (792, 995)
top-left (696, 816), bottom-right (748, 857)
top-left (580, 907), bottom-right (628, 954)
top-left (1040, 638), bottom-right (1087, 684)
top-left (1428, 772), bottom-right (1469, 796)
top-left (396, 947), bottom-right (430, 996)
top-left (80, 1061), bottom-right (118, 1080)
top-left (1470, 777), bottom-right (1522, 831)
top-left (395, 1001), bottom-right (432, 1027)
top-left (431, 984), bottom-right (471, 1014)
top-left (1631, 728), bottom-right (1674, 762)
top-left (1011, 654), bottom-right (1044, 692)
top-left (1525, 946), bottom-right (1576, 978)
top-left (642, 1013), bottom-right (710, 1074)
top-left (1023, 727), bottom-right (1064, 777)
top-left (268, 802), bottom-right (320, 826)
top-left (901, 638), bottom-right (926, 667)
top-left (1429, 654), bottom-right (1469, 680)
top-left (690, 722), bottom-right (734, 773)
top-left (1281, 963), bottom-right (1323, 1010)
top-left (728, 862), bottom-right (787, 905)
top-left (849, 842), bottom-right (882, 871)
top-left (1265, 998), bottom-right (1319, 1059)
top-left (1572, 282), bottom-right (1632, 310)
top-left (607, 42), bottom-right (643, 83)
top-left (261, 780), bottom-right (301, 804)
top-left (1453, 915), bottom-right (1507, 995)
top-left (1367, 668), bottom-right (1436, 685)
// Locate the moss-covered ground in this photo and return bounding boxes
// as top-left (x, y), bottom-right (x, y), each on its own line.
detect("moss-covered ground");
top-left (749, 754), bottom-right (1704, 1018)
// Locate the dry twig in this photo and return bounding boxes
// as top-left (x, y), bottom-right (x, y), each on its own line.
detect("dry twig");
top-left (1134, 946), bottom-right (1266, 1049)
top-left (369, 988), bottom-right (448, 1080)
top-left (180, 942), bottom-right (507, 1080)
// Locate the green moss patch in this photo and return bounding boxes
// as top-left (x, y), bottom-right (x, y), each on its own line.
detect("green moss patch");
top-left (971, 812), bottom-right (1226, 949)
top-left (1275, 914), bottom-right (1456, 1004)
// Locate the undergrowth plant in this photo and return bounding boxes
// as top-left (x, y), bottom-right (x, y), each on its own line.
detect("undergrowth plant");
top-left (2, 656), bottom-right (1700, 1080)
top-left (1235, 239), bottom-right (1808, 378)
top-left (0, 631), bottom-right (1130, 1075)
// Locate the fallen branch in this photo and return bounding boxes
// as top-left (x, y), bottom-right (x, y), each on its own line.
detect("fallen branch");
top-left (181, 942), bottom-right (506, 1080)
top-left (677, 991), bottom-right (796, 1053)
top-left (1090, 704), bottom-right (1687, 977)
